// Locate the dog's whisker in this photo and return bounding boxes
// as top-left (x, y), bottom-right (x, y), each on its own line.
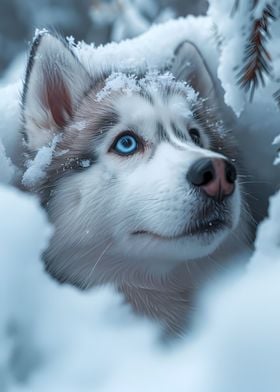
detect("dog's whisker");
top-left (239, 180), bottom-right (273, 185)
top-left (83, 242), bottom-right (113, 290)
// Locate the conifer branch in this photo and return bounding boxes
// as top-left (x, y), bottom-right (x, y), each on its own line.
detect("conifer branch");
top-left (237, 3), bottom-right (276, 99)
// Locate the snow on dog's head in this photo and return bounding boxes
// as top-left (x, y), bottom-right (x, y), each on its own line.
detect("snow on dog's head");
top-left (21, 32), bottom-right (243, 288)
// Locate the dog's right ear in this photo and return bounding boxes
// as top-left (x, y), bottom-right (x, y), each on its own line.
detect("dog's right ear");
top-left (22, 32), bottom-right (93, 152)
top-left (172, 40), bottom-right (217, 104)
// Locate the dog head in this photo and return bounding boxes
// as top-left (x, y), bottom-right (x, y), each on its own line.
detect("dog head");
top-left (22, 33), bottom-right (243, 288)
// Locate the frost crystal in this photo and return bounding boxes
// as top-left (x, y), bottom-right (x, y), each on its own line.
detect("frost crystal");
top-left (96, 72), bottom-right (140, 101)
top-left (75, 120), bottom-right (87, 131)
top-left (96, 71), bottom-right (198, 105)
top-left (80, 159), bottom-right (91, 168)
top-left (66, 35), bottom-right (76, 49)
top-left (34, 28), bottom-right (49, 41)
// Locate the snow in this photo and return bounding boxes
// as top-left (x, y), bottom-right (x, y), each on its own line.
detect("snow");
top-left (273, 135), bottom-right (280, 165)
top-left (273, 135), bottom-right (280, 145)
top-left (253, 0), bottom-right (277, 19)
top-left (0, 82), bottom-right (22, 166)
top-left (208, 0), bottom-right (280, 118)
top-left (0, 141), bottom-right (15, 185)
top-left (75, 120), bottom-right (88, 131)
top-left (74, 15), bottom-right (219, 75)
top-left (96, 71), bottom-right (197, 104)
top-left (274, 155), bottom-right (280, 165)
top-left (0, 11), bottom-right (280, 392)
top-left (80, 159), bottom-right (91, 168)
top-left (0, 185), bottom-right (159, 391)
top-left (207, 0), bottom-right (252, 115)
top-left (22, 135), bottom-right (61, 187)
top-left (96, 72), bottom-right (140, 101)
top-left (0, 184), bottom-right (280, 391)
top-left (34, 28), bottom-right (49, 41)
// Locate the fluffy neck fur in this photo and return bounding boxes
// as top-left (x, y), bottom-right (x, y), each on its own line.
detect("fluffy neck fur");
top-left (118, 228), bottom-right (251, 336)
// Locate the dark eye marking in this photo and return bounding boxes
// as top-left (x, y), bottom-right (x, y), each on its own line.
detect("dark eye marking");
top-left (109, 131), bottom-right (143, 156)
top-left (171, 123), bottom-right (188, 142)
top-left (188, 128), bottom-right (202, 147)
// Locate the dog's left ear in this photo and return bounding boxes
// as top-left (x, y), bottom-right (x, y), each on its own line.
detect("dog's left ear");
top-left (22, 32), bottom-right (93, 152)
top-left (172, 40), bottom-right (217, 103)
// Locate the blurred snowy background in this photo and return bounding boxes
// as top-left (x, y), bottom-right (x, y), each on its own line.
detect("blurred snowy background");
top-left (0, 0), bottom-right (207, 83)
top-left (0, 0), bottom-right (280, 391)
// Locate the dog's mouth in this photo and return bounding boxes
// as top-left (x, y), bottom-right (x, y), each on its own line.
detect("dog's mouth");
top-left (132, 218), bottom-right (230, 241)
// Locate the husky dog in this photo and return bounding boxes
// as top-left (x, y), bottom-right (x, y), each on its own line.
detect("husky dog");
top-left (21, 33), bottom-right (249, 334)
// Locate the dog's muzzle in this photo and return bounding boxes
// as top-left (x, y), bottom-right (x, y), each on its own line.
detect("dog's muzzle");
top-left (187, 158), bottom-right (237, 202)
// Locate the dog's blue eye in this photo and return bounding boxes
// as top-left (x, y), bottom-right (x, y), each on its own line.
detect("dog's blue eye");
top-left (114, 134), bottom-right (138, 155)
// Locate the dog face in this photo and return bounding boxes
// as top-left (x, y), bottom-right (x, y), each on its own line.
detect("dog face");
top-left (22, 33), bottom-right (242, 288)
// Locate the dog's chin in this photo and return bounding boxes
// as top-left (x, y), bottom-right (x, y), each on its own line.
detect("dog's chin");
top-left (126, 189), bottom-right (242, 268)
top-left (131, 217), bottom-right (229, 241)
top-left (112, 218), bottom-right (233, 271)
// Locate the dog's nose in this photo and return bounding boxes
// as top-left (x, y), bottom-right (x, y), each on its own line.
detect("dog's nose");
top-left (187, 158), bottom-right (237, 201)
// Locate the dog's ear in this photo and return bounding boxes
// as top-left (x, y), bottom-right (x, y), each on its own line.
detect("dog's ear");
top-left (172, 40), bottom-right (217, 103)
top-left (22, 32), bottom-right (93, 152)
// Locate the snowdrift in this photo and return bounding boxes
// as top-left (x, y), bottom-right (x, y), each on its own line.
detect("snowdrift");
top-left (0, 6), bottom-right (279, 392)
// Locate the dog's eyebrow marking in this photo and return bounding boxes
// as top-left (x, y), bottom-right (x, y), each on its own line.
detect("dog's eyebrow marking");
top-left (171, 122), bottom-right (189, 143)
top-left (156, 122), bottom-right (170, 143)
top-left (138, 89), bottom-right (154, 105)
top-left (94, 110), bottom-right (120, 135)
top-left (155, 122), bottom-right (186, 152)
top-left (148, 122), bottom-right (171, 161)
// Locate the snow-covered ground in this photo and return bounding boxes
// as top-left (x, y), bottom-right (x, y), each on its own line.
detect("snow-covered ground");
top-left (0, 6), bottom-right (280, 391)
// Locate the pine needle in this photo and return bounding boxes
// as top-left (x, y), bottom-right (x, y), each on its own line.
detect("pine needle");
top-left (273, 88), bottom-right (280, 109)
